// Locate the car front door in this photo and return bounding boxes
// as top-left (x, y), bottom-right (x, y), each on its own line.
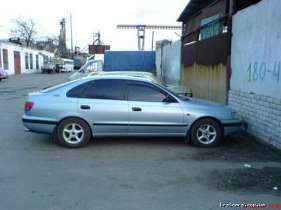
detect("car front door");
top-left (126, 81), bottom-right (186, 136)
top-left (77, 79), bottom-right (129, 136)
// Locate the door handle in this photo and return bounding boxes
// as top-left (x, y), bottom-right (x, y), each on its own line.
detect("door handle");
top-left (80, 105), bottom-right (91, 110)
top-left (132, 107), bottom-right (142, 112)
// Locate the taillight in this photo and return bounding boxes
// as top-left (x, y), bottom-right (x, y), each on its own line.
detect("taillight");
top-left (25, 102), bottom-right (34, 111)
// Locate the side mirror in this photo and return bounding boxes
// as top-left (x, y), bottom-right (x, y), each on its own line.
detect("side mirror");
top-left (163, 95), bottom-right (177, 103)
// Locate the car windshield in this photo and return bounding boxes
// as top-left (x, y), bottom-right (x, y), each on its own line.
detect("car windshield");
top-left (151, 80), bottom-right (189, 100)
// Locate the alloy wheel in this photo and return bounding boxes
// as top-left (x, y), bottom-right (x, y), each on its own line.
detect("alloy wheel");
top-left (196, 124), bottom-right (217, 145)
top-left (62, 123), bottom-right (85, 144)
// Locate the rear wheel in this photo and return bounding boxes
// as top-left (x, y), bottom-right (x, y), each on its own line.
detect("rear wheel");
top-left (190, 118), bottom-right (222, 147)
top-left (56, 118), bottom-right (91, 148)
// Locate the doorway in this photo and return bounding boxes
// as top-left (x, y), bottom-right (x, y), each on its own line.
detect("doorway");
top-left (14, 51), bottom-right (21, 75)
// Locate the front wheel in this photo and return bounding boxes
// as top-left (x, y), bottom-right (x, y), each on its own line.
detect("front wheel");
top-left (190, 118), bottom-right (222, 147)
top-left (56, 118), bottom-right (91, 148)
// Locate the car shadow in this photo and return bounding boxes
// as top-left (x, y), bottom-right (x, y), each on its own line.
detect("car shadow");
top-left (90, 136), bottom-right (186, 147)
top-left (163, 133), bottom-right (281, 163)
top-left (28, 133), bottom-right (281, 164)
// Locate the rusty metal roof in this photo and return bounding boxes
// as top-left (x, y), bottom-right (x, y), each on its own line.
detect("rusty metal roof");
top-left (233, 0), bottom-right (262, 12)
top-left (177, 0), bottom-right (262, 22)
top-left (177, 0), bottom-right (216, 22)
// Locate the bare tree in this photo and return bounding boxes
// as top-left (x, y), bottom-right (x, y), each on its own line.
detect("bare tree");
top-left (11, 18), bottom-right (37, 47)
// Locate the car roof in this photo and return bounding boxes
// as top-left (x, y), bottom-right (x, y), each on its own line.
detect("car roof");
top-left (87, 71), bottom-right (154, 77)
top-left (81, 74), bottom-right (155, 83)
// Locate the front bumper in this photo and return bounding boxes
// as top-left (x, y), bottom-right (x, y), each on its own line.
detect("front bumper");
top-left (222, 120), bottom-right (245, 136)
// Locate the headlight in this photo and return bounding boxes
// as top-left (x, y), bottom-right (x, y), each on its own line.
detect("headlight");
top-left (231, 111), bottom-right (242, 120)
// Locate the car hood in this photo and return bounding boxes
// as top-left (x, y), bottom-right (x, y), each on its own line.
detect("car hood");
top-left (180, 97), bottom-right (232, 110)
top-left (179, 98), bottom-right (236, 121)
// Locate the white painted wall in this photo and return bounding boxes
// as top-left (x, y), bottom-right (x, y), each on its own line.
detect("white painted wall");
top-left (231, 0), bottom-right (281, 98)
top-left (156, 40), bottom-right (181, 84)
top-left (0, 42), bottom-right (54, 75)
top-left (229, 0), bottom-right (281, 150)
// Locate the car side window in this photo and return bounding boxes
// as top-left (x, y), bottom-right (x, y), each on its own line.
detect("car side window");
top-left (127, 82), bottom-right (167, 102)
top-left (66, 82), bottom-right (90, 98)
top-left (83, 79), bottom-right (125, 100)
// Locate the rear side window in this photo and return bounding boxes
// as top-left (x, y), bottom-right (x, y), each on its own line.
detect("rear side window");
top-left (66, 82), bottom-right (90, 98)
top-left (83, 79), bottom-right (125, 100)
top-left (128, 82), bottom-right (167, 102)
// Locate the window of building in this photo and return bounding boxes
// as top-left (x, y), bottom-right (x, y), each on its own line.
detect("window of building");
top-left (25, 53), bottom-right (29, 69)
top-left (43, 55), bottom-right (48, 64)
top-left (128, 82), bottom-right (167, 102)
top-left (199, 14), bottom-right (221, 40)
top-left (36, 55), bottom-right (39, 70)
top-left (3, 49), bottom-right (9, 70)
top-left (30, 53), bottom-right (33, 69)
top-left (83, 79), bottom-right (125, 100)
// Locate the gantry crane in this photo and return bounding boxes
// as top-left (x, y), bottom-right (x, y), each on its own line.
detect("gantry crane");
top-left (117, 24), bottom-right (182, 50)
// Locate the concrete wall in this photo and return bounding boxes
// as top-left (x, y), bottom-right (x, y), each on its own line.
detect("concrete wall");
top-left (0, 42), bottom-right (54, 75)
top-left (229, 0), bottom-right (281, 149)
top-left (156, 40), bottom-right (181, 84)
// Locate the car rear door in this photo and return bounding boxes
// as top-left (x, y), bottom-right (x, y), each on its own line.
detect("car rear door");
top-left (77, 79), bottom-right (129, 136)
top-left (126, 81), bottom-right (186, 136)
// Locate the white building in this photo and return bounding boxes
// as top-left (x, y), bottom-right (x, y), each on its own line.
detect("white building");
top-left (0, 40), bottom-right (54, 75)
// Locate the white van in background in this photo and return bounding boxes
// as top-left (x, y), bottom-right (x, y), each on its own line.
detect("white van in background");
top-left (61, 59), bottom-right (74, 72)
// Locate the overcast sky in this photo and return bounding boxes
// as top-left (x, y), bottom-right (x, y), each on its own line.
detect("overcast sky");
top-left (0, 0), bottom-right (189, 51)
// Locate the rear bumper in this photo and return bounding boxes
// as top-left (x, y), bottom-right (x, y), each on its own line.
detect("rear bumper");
top-left (22, 116), bottom-right (58, 134)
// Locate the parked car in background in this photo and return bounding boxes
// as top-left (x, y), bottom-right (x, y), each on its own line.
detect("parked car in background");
top-left (0, 68), bottom-right (8, 81)
top-left (86, 71), bottom-right (158, 82)
top-left (22, 75), bottom-right (242, 148)
top-left (68, 59), bottom-right (103, 81)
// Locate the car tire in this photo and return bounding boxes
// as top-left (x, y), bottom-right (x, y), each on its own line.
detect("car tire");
top-left (56, 118), bottom-right (91, 148)
top-left (190, 118), bottom-right (222, 147)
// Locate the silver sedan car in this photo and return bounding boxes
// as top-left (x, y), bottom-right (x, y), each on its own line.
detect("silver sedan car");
top-left (22, 75), bottom-right (242, 148)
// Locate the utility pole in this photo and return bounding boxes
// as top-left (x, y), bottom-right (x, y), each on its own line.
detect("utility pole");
top-left (70, 13), bottom-right (73, 54)
top-left (58, 18), bottom-right (68, 58)
top-left (151, 31), bottom-right (155, 50)
top-left (136, 25), bottom-right (146, 51)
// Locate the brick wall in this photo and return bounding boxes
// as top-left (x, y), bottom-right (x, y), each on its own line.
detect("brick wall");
top-left (228, 89), bottom-right (281, 150)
